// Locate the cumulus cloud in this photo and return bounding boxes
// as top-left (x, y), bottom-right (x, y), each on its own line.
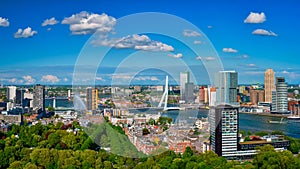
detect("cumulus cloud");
top-left (244, 12), bottom-right (266, 23)
top-left (194, 40), bottom-right (202, 44)
top-left (252, 29), bottom-right (278, 36)
top-left (183, 29), bottom-right (201, 37)
top-left (0, 17), bottom-right (9, 27)
top-left (41, 75), bottom-right (60, 83)
top-left (62, 11), bottom-right (116, 35)
top-left (196, 56), bottom-right (216, 61)
top-left (42, 17), bottom-right (59, 26)
top-left (9, 78), bottom-right (17, 83)
top-left (223, 48), bottom-right (238, 53)
top-left (23, 75), bottom-right (36, 84)
top-left (14, 27), bottom-right (37, 38)
top-left (168, 53), bottom-right (183, 58)
top-left (92, 34), bottom-right (174, 52)
top-left (63, 78), bottom-right (69, 82)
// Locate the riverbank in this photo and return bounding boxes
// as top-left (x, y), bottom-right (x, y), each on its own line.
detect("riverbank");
top-left (239, 112), bottom-right (290, 118)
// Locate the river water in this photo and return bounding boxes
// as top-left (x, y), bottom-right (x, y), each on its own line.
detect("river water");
top-left (48, 99), bottom-right (300, 138)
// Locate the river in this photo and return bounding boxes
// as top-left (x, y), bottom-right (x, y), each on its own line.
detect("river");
top-left (49, 99), bottom-right (300, 138)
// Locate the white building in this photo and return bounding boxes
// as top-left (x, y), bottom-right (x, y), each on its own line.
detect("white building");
top-left (7, 86), bottom-right (17, 102)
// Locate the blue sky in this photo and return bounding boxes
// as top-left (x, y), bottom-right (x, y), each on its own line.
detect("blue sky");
top-left (0, 0), bottom-right (299, 85)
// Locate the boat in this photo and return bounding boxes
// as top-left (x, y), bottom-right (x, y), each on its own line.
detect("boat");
top-left (268, 117), bottom-right (287, 124)
top-left (287, 115), bottom-right (300, 120)
top-left (287, 110), bottom-right (300, 120)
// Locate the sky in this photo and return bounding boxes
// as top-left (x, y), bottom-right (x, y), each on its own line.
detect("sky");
top-left (0, 0), bottom-right (300, 85)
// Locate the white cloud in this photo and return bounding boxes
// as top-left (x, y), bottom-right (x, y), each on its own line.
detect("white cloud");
top-left (42, 17), bottom-right (58, 26)
top-left (95, 77), bottom-right (105, 81)
top-left (246, 64), bottom-right (256, 67)
top-left (244, 12), bottom-right (266, 23)
top-left (252, 29), bottom-right (278, 36)
top-left (168, 53), bottom-right (183, 58)
top-left (14, 27), bottom-right (37, 38)
top-left (41, 75), bottom-right (60, 83)
top-left (194, 40), bottom-right (202, 44)
top-left (0, 17), bottom-right (9, 27)
top-left (112, 74), bottom-right (133, 80)
top-left (207, 25), bottom-right (213, 29)
top-left (196, 56), bottom-right (216, 61)
top-left (183, 29), bottom-right (201, 37)
top-left (63, 78), bottom-right (69, 82)
top-left (9, 78), bottom-right (17, 83)
top-left (134, 76), bottom-right (159, 81)
top-left (23, 75), bottom-right (36, 84)
top-left (47, 28), bottom-right (51, 31)
top-left (92, 34), bottom-right (174, 52)
top-left (62, 11), bottom-right (116, 35)
top-left (223, 48), bottom-right (238, 53)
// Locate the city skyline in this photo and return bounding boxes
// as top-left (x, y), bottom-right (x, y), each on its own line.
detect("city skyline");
top-left (0, 0), bottom-right (300, 85)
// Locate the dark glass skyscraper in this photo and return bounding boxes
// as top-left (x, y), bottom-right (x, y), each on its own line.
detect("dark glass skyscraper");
top-left (33, 84), bottom-right (45, 113)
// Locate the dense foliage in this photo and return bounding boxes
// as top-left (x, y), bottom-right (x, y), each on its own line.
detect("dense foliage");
top-left (1, 123), bottom-right (300, 168)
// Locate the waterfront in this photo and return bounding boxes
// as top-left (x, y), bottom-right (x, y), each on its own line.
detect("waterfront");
top-left (162, 110), bottom-right (300, 139)
top-left (51, 99), bottom-right (300, 138)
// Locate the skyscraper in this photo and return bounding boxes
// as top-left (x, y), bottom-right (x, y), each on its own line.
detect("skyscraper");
top-left (86, 87), bottom-right (98, 111)
top-left (33, 84), bottom-right (45, 112)
top-left (16, 88), bottom-right (25, 106)
top-left (215, 71), bottom-right (238, 105)
top-left (209, 87), bottom-right (216, 107)
top-left (6, 86), bottom-right (16, 102)
top-left (184, 82), bottom-right (194, 103)
top-left (271, 77), bottom-right (288, 113)
top-left (180, 71), bottom-right (190, 101)
top-left (210, 105), bottom-right (239, 157)
top-left (264, 69), bottom-right (275, 103)
top-left (250, 89), bottom-right (265, 105)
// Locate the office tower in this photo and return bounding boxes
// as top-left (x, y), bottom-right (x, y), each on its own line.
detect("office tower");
top-left (86, 87), bottom-right (98, 111)
top-left (271, 77), bottom-right (288, 113)
top-left (215, 71), bottom-right (238, 105)
top-left (33, 84), bottom-right (45, 112)
top-left (184, 82), bottom-right (194, 103)
top-left (7, 86), bottom-right (17, 102)
top-left (210, 105), bottom-right (239, 157)
top-left (264, 69), bottom-right (275, 103)
top-left (199, 86), bottom-right (205, 104)
top-left (209, 87), bottom-right (216, 107)
top-left (180, 71), bottom-right (190, 101)
top-left (250, 89), bottom-right (265, 105)
top-left (204, 88), bottom-right (209, 104)
top-left (16, 88), bottom-right (25, 106)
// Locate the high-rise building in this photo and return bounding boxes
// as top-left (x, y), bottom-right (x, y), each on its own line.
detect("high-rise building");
top-left (184, 82), bottom-right (194, 103)
top-left (209, 87), bottom-right (216, 107)
top-left (86, 87), bottom-right (98, 111)
top-left (16, 88), bottom-right (25, 106)
top-left (7, 86), bottom-right (17, 102)
top-left (264, 69), bottom-right (275, 103)
top-left (210, 105), bottom-right (239, 157)
top-left (180, 71), bottom-right (190, 101)
top-left (271, 77), bottom-right (288, 113)
top-left (215, 71), bottom-right (238, 105)
top-left (199, 86), bottom-right (205, 104)
top-left (250, 89), bottom-right (265, 105)
top-left (33, 84), bottom-right (45, 112)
